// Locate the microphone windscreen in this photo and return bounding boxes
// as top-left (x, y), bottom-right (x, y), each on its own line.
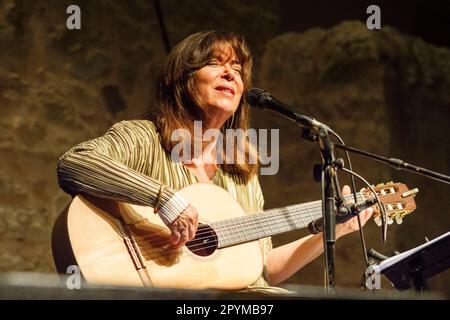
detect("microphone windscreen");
top-left (245, 87), bottom-right (265, 106)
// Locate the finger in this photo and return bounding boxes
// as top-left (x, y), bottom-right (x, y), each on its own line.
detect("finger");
top-left (193, 214), bottom-right (199, 233)
top-left (178, 229), bottom-right (188, 247)
top-left (365, 207), bottom-right (374, 220)
top-left (185, 209), bottom-right (197, 230)
top-left (342, 185), bottom-right (351, 196)
top-left (171, 229), bottom-right (181, 245)
top-left (359, 208), bottom-right (373, 227)
top-left (187, 224), bottom-right (195, 240)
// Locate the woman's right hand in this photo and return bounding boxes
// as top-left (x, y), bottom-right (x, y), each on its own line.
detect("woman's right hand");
top-left (169, 204), bottom-right (199, 248)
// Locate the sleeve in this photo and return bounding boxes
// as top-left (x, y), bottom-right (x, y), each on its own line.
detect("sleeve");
top-left (252, 175), bottom-right (274, 283)
top-left (56, 120), bottom-right (182, 216)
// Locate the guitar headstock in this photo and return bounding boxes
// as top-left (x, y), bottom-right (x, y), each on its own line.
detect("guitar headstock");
top-left (360, 182), bottom-right (418, 226)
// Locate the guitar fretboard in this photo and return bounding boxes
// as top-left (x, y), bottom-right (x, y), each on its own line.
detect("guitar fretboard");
top-left (212, 193), bottom-right (364, 248)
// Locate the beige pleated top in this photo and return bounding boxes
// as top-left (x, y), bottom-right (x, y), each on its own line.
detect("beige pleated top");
top-left (57, 119), bottom-right (278, 289)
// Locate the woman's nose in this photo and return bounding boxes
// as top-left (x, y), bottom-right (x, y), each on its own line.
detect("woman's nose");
top-left (221, 64), bottom-right (235, 81)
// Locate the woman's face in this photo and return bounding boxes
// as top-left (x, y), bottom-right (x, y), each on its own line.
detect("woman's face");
top-left (192, 45), bottom-right (244, 124)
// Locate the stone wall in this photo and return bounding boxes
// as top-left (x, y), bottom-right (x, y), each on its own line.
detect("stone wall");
top-left (0, 1), bottom-right (449, 295)
top-left (0, 0), bottom-right (279, 276)
top-left (0, 0), bottom-right (168, 272)
top-left (256, 22), bottom-right (450, 292)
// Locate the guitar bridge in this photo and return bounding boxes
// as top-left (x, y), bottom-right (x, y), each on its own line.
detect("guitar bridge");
top-left (123, 236), bottom-right (144, 270)
top-left (116, 218), bottom-right (153, 287)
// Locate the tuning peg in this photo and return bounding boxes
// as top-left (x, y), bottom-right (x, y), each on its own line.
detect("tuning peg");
top-left (387, 216), bottom-right (394, 225)
top-left (374, 216), bottom-right (382, 227)
top-left (402, 188), bottom-right (419, 198)
top-left (376, 183), bottom-right (385, 187)
top-left (395, 213), bottom-right (403, 224)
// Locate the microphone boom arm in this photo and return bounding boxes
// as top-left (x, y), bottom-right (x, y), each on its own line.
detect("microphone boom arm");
top-left (334, 144), bottom-right (450, 185)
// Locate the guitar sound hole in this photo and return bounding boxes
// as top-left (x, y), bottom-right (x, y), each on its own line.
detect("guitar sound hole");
top-left (185, 224), bottom-right (218, 257)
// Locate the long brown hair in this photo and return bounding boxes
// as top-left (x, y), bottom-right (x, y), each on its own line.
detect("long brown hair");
top-left (147, 30), bottom-right (258, 181)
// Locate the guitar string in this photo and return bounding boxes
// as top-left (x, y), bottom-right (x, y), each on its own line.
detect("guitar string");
top-left (136, 198), bottom-right (322, 241)
top-left (133, 193), bottom-right (366, 247)
top-left (95, 192), bottom-right (371, 263)
top-left (132, 200), bottom-right (326, 261)
top-left (137, 199), bottom-right (388, 253)
top-left (127, 195), bottom-right (393, 267)
top-left (133, 195), bottom-right (384, 263)
top-left (135, 205), bottom-right (318, 254)
top-left (133, 198), bottom-right (326, 248)
top-left (134, 212), bottom-right (317, 266)
top-left (134, 194), bottom-right (394, 264)
top-left (132, 192), bottom-right (371, 253)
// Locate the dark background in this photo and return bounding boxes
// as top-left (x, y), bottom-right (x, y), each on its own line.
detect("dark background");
top-left (0, 0), bottom-right (449, 297)
top-left (281, 0), bottom-right (450, 48)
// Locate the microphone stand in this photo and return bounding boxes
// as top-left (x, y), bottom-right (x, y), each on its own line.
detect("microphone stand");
top-left (299, 126), bottom-right (348, 290)
top-left (247, 87), bottom-right (450, 290)
top-left (333, 144), bottom-right (450, 185)
top-left (300, 127), bottom-right (450, 291)
top-left (316, 127), bottom-right (343, 289)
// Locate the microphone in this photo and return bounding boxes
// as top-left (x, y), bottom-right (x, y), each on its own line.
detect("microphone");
top-left (367, 248), bottom-right (390, 261)
top-left (307, 197), bottom-right (378, 234)
top-left (246, 87), bottom-right (330, 131)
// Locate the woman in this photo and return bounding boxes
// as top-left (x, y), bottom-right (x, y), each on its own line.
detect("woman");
top-left (57, 30), bottom-right (372, 291)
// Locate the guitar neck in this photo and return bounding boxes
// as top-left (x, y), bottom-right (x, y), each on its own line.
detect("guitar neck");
top-left (214, 192), bottom-right (364, 248)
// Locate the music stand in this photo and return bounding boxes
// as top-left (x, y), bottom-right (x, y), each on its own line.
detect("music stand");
top-left (370, 231), bottom-right (450, 291)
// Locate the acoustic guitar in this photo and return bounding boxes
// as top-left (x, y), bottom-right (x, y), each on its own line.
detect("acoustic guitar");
top-left (52, 182), bottom-right (417, 289)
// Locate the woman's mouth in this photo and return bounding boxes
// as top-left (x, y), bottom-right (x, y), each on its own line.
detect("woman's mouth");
top-left (215, 86), bottom-right (235, 96)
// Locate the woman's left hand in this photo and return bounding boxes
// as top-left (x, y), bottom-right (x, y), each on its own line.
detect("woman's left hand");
top-left (336, 185), bottom-right (374, 239)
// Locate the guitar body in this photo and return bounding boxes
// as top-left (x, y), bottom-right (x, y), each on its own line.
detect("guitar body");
top-left (52, 183), bottom-right (263, 290)
top-left (53, 181), bottom-right (416, 289)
